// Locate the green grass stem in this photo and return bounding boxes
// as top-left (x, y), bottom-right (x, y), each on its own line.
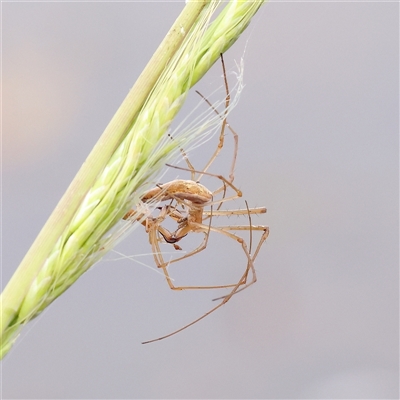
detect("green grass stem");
top-left (1, 0), bottom-right (265, 358)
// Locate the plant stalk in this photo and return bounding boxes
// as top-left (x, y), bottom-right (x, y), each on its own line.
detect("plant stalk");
top-left (0, 0), bottom-right (209, 339)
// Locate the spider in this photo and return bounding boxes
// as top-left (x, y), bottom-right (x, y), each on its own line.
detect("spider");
top-left (124, 54), bottom-right (269, 343)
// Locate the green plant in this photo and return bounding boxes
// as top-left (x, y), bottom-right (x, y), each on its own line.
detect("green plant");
top-left (0, 0), bottom-right (265, 358)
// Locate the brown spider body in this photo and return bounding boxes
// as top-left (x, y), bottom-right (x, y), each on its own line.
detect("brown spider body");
top-left (141, 179), bottom-right (213, 205)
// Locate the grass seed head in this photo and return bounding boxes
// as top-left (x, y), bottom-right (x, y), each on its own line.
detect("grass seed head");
top-left (1, 0), bottom-right (265, 358)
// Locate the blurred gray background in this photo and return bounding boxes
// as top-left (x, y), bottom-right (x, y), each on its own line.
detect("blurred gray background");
top-left (2, 1), bottom-right (398, 399)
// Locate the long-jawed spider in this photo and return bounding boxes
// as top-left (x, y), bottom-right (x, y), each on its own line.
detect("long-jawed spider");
top-left (124, 54), bottom-right (269, 344)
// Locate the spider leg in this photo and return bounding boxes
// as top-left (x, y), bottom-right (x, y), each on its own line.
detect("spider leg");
top-left (142, 223), bottom-right (263, 344)
top-left (195, 54), bottom-right (238, 184)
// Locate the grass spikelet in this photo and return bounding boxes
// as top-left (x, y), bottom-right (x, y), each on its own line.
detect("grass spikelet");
top-left (1, 0), bottom-right (265, 358)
